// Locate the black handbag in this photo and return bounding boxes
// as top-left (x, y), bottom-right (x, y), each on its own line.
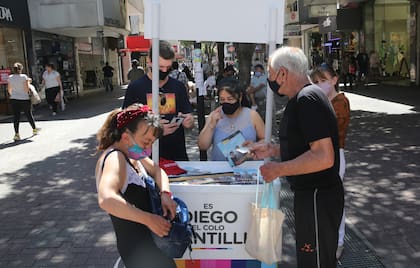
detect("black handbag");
top-left (145, 177), bottom-right (193, 258)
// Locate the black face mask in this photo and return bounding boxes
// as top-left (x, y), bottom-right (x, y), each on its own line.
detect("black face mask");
top-left (159, 70), bottom-right (170, 80)
top-left (267, 78), bottom-right (283, 97)
top-left (222, 101), bottom-right (240, 115)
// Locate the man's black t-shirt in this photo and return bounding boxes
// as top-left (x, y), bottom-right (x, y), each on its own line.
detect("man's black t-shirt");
top-left (279, 84), bottom-right (340, 190)
top-left (356, 53), bottom-right (369, 71)
top-left (122, 75), bottom-right (193, 161)
top-left (103, 65), bottom-right (114, 78)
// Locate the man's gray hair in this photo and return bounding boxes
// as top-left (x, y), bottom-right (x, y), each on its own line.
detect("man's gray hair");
top-left (270, 46), bottom-right (309, 77)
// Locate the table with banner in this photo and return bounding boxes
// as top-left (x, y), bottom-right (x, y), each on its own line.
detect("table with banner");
top-left (170, 161), bottom-right (281, 268)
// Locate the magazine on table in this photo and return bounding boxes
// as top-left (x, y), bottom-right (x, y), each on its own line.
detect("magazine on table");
top-left (216, 130), bottom-right (253, 167)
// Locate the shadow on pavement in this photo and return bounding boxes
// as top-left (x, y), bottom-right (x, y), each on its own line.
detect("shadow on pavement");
top-left (344, 107), bottom-right (420, 267)
top-left (0, 90), bottom-right (125, 125)
top-left (0, 135), bottom-right (119, 267)
top-left (0, 138), bottom-right (33, 150)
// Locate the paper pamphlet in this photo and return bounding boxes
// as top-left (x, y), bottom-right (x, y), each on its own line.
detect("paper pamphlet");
top-left (216, 130), bottom-right (253, 167)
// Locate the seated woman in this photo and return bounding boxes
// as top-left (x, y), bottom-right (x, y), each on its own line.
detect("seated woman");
top-left (95, 104), bottom-right (177, 268)
top-left (198, 83), bottom-right (265, 161)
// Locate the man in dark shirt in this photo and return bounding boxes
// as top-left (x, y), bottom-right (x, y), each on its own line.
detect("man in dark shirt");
top-left (102, 62), bottom-right (114, 92)
top-left (356, 48), bottom-right (369, 83)
top-left (127, 59), bottom-right (145, 84)
top-left (122, 40), bottom-right (194, 161)
top-left (251, 46), bottom-right (343, 268)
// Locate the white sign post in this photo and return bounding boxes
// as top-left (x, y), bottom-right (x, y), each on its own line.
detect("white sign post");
top-left (151, 1), bottom-right (161, 164)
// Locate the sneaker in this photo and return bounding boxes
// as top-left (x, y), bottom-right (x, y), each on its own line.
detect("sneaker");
top-left (251, 105), bottom-right (258, 110)
top-left (13, 133), bottom-right (21, 141)
top-left (33, 128), bottom-right (39, 135)
top-left (52, 112), bottom-right (57, 116)
top-left (336, 245), bottom-right (344, 259)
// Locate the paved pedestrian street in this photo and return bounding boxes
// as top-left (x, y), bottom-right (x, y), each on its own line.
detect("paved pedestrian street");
top-left (0, 84), bottom-right (419, 267)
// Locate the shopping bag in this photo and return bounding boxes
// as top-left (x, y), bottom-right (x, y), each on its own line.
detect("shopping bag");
top-left (29, 85), bottom-right (41, 105)
top-left (55, 90), bottom-right (65, 111)
top-left (60, 90), bottom-right (66, 111)
top-left (245, 176), bottom-right (284, 265)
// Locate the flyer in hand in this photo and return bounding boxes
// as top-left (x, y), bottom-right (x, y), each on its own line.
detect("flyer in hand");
top-left (217, 130), bottom-right (253, 167)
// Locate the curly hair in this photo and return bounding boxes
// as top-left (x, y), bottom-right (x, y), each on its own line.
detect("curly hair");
top-left (96, 104), bottom-right (163, 151)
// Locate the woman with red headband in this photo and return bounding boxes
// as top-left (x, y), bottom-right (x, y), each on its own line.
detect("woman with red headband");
top-left (95, 104), bottom-right (177, 268)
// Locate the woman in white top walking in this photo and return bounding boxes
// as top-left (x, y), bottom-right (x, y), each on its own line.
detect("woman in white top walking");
top-left (42, 63), bottom-right (63, 115)
top-left (7, 62), bottom-right (38, 141)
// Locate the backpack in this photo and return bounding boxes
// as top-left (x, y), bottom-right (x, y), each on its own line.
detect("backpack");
top-left (145, 177), bottom-right (193, 258)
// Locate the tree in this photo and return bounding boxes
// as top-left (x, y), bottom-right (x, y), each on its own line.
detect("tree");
top-left (217, 42), bottom-right (225, 75)
top-left (234, 42), bottom-right (256, 90)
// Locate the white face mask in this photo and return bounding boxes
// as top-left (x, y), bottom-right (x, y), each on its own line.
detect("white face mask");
top-left (317, 81), bottom-right (333, 95)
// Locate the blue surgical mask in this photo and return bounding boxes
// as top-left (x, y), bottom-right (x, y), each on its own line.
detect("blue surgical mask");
top-left (127, 135), bottom-right (151, 160)
top-left (254, 71), bottom-right (261, 77)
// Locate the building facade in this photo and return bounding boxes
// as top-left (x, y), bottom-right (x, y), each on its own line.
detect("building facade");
top-left (284, 0), bottom-right (420, 86)
top-left (28, 0), bottom-right (130, 94)
top-left (0, 0), bottom-right (34, 114)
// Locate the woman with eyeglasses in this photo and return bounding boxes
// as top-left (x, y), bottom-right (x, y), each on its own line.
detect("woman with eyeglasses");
top-left (95, 104), bottom-right (177, 268)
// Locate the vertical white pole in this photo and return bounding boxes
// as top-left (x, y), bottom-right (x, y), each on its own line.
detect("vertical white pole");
top-left (264, 8), bottom-right (278, 144)
top-left (151, 1), bottom-right (160, 165)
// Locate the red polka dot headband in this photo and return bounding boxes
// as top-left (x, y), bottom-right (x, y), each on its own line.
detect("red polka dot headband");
top-left (116, 105), bottom-right (151, 129)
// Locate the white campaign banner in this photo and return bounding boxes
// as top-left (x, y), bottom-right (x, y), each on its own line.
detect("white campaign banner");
top-left (144, 0), bottom-right (285, 44)
top-left (171, 184), bottom-right (259, 259)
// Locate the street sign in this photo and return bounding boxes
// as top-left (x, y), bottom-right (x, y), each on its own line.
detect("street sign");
top-left (309, 4), bottom-right (337, 17)
top-left (0, 69), bottom-right (11, 85)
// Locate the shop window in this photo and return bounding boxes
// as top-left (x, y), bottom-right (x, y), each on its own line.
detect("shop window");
top-left (0, 27), bottom-right (26, 69)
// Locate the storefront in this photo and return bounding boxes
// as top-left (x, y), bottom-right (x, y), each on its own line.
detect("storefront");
top-left (119, 35), bottom-right (150, 84)
top-left (77, 37), bottom-right (105, 89)
top-left (0, 1), bottom-right (34, 114)
top-left (374, 0), bottom-right (411, 78)
top-left (32, 31), bottom-right (77, 92)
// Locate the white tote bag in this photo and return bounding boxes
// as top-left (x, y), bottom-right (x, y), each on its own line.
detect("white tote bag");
top-left (245, 175), bottom-right (284, 265)
top-left (29, 85), bottom-right (41, 105)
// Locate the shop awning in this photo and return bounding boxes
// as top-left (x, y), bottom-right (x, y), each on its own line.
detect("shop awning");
top-left (120, 35), bottom-right (151, 52)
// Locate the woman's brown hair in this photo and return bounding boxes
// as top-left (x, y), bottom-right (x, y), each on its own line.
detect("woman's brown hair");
top-left (311, 63), bottom-right (339, 91)
top-left (96, 104), bottom-right (163, 151)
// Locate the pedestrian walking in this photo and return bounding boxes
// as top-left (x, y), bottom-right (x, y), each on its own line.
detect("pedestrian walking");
top-left (356, 48), bottom-right (369, 85)
top-left (127, 59), bottom-right (144, 84)
top-left (102, 62), bottom-right (114, 92)
top-left (310, 64), bottom-right (351, 260)
top-left (95, 103), bottom-right (177, 268)
top-left (250, 46), bottom-right (344, 268)
top-left (246, 64), bottom-right (268, 118)
top-left (42, 63), bottom-right (63, 116)
top-left (369, 50), bottom-right (381, 81)
top-left (341, 53), bottom-right (354, 89)
top-left (169, 61), bottom-right (189, 91)
top-left (7, 62), bottom-right (38, 141)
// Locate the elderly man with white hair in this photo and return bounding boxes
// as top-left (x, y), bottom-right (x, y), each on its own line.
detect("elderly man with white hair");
top-left (250, 46), bottom-right (344, 268)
